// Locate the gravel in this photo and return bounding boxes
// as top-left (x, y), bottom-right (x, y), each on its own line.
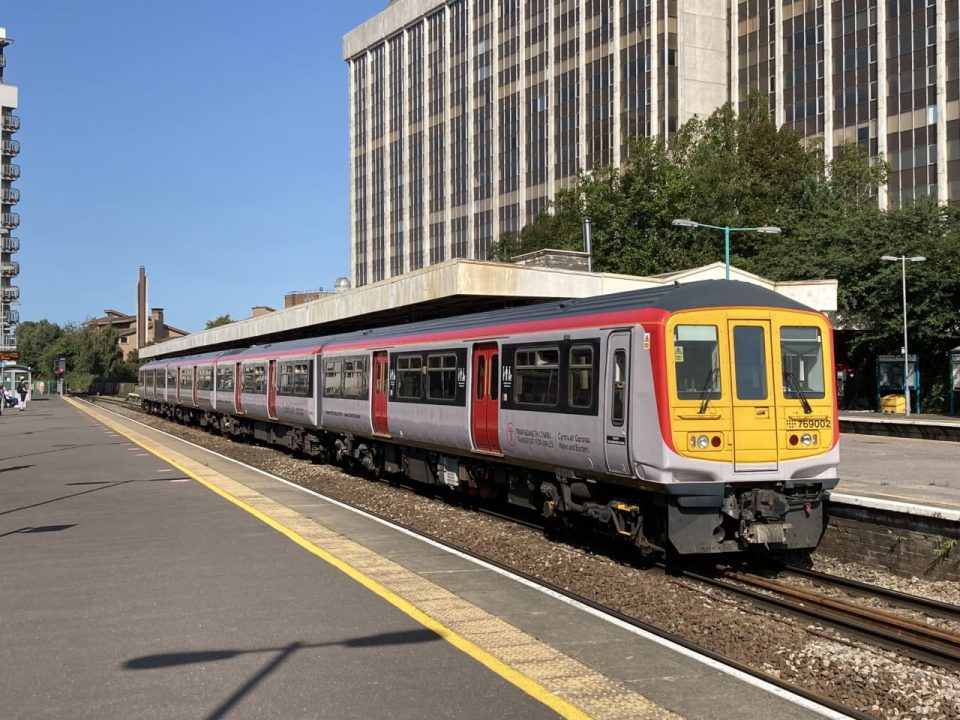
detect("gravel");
top-left (98, 400), bottom-right (960, 720)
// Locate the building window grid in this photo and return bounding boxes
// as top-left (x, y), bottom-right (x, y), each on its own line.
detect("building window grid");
top-left (473, 4), bottom-right (495, 202)
top-left (737, 1), bottom-right (776, 109)
top-left (620, 1), bottom-right (651, 154)
top-left (884, 0), bottom-right (941, 206)
top-left (390, 139), bottom-right (404, 277)
top-left (783, 4), bottom-right (825, 135)
top-left (389, 36), bottom-right (404, 135)
top-left (371, 148), bottom-right (386, 282)
top-left (409, 131), bottom-right (425, 270)
top-left (408, 25), bottom-right (424, 126)
top-left (354, 153), bottom-right (368, 287)
top-left (372, 46), bottom-right (385, 141)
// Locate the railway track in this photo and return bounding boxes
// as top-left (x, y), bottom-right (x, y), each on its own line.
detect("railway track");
top-left (687, 567), bottom-right (960, 671)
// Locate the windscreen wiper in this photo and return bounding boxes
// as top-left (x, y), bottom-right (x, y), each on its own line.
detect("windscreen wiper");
top-left (698, 368), bottom-right (718, 414)
top-left (784, 371), bottom-right (813, 414)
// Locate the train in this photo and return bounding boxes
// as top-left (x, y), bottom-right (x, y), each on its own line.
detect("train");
top-left (139, 279), bottom-right (839, 558)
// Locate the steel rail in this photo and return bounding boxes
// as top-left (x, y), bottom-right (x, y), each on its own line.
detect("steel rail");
top-left (693, 569), bottom-right (960, 671)
top-left (784, 566), bottom-right (960, 621)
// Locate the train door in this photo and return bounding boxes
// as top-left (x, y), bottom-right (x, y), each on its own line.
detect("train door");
top-left (603, 331), bottom-right (632, 476)
top-left (471, 343), bottom-right (501, 453)
top-left (267, 360), bottom-right (278, 419)
top-left (728, 320), bottom-right (779, 471)
top-left (372, 351), bottom-right (389, 435)
top-left (234, 362), bottom-right (244, 414)
top-left (192, 367), bottom-right (198, 406)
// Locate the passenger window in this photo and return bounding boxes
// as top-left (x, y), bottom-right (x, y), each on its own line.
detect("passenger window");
top-left (323, 359), bottom-right (343, 398)
top-left (426, 353), bottom-right (457, 401)
top-left (242, 364), bottom-right (266, 394)
top-left (733, 326), bottom-right (768, 400)
top-left (396, 355), bottom-right (423, 399)
top-left (674, 325), bottom-right (720, 400)
top-left (278, 361), bottom-right (312, 397)
top-left (514, 347), bottom-right (560, 406)
top-left (568, 345), bottom-right (594, 408)
top-left (342, 358), bottom-right (369, 398)
top-left (216, 366), bottom-right (235, 392)
top-left (611, 350), bottom-right (627, 426)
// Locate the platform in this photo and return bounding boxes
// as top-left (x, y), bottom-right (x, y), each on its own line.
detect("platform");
top-left (0, 398), bottom-right (843, 720)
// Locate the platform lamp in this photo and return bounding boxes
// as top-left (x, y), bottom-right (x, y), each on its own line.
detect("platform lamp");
top-left (671, 219), bottom-right (782, 280)
top-left (881, 254), bottom-right (926, 416)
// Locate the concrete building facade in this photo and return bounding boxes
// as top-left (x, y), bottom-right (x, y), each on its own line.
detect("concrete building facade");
top-left (344, 0), bottom-right (960, 287)
top-left (0, 27), bottom-right (21, 358)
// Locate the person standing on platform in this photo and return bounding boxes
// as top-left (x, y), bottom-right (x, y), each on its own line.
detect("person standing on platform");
top-left (17, 378), bottom-right (28, 411)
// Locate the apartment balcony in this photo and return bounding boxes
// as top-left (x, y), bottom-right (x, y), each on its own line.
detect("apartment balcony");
top-left (1, 212), bottom-right (18, 229)
top-left (1, 163), bottom-right (19, 180)
top-left (1, 261), bottom-right (19, 277)
top-left (1, 140), bottom-right (19, 157)
top-left (0, 187), bottom-right (18, 204)
top-left (1, 286), bottom-right (19, 302)
top-left (1, 235), bottom-right (18, 253)
top-left (3, 308), bottom-right (18, 324)
top-left (1, 115), bottom-right (19, 133)
top-left (0, 335), bottom-right (16, 350)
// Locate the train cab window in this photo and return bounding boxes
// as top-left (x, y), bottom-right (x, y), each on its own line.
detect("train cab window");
top-left (426, 353), bottom-right (457, 401)
top-left (733, 326), bottom-right (768, 400)
top-left (216, 365), bottom-right (234, 392)
top-left (242, 364), bottom-right (267, 394)
top-left (674, 325), bottom-right (721, 400)
top-left (197, 367), bottom-right (214, 391)
top-left (780, 327), bottom-right (826, 399)
top-left (568, 345), bottom-right (594, 408)
top-left (396, 355), bottom-right (423, 399)
top-left (180, 368), bottom-right (193, 391)
top-left (342, 357), bottom-right (369, 399)
top-left (515, 347), bottom-right (559, 406)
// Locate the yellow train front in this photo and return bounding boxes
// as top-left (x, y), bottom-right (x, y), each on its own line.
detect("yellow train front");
top-left (647, 293), bottom-right (838, 556)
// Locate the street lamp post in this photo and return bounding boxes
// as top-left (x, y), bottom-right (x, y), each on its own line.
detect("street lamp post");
top-left (672, 219), bottom-right (782, 280)
top-left (881, 254), bottom-right (926, 416)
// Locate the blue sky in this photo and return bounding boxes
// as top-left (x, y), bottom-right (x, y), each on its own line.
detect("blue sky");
top-left (2, 0), bottom-right (386, 333)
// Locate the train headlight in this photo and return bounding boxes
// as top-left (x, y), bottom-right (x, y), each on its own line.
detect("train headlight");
top-left (800, 433), bottom-right (813, 447)
top-left (696, 435), bottom-right (710, 449)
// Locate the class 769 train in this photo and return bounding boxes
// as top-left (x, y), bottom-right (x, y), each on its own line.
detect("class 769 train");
top-left (139, 280), bottom-right (839, 558)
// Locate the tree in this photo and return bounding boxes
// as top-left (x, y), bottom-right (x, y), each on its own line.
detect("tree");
top-left (205, 314), bottom-right (234, 329)
top-left (15, 320), bottom-right (63, 376)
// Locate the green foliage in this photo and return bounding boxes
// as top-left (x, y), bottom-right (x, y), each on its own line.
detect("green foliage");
top-left (15, 320), bottom-right (63, 376)
top-left (932, 535), bottom-right (957, 560)
top-left (16, 320), bottom-right (128, 388)
top-left (205, 314), bottom-right (235, 329)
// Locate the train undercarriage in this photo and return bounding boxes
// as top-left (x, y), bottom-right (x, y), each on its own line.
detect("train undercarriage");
top-left (143, 401), bottom-right (828, 559)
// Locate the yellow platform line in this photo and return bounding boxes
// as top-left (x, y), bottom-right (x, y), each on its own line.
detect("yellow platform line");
top-left (67, 398), bottom-right (680, 720)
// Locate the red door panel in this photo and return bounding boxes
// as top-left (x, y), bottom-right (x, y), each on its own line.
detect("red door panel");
top-left (235, 362), bottom-right (244, 414)
top-left (372, 352), bottom-right (389, 435)
top-left (471, 343), bottom-right (500, 453)
top-left (267, 360), bottom-right (278, 419)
